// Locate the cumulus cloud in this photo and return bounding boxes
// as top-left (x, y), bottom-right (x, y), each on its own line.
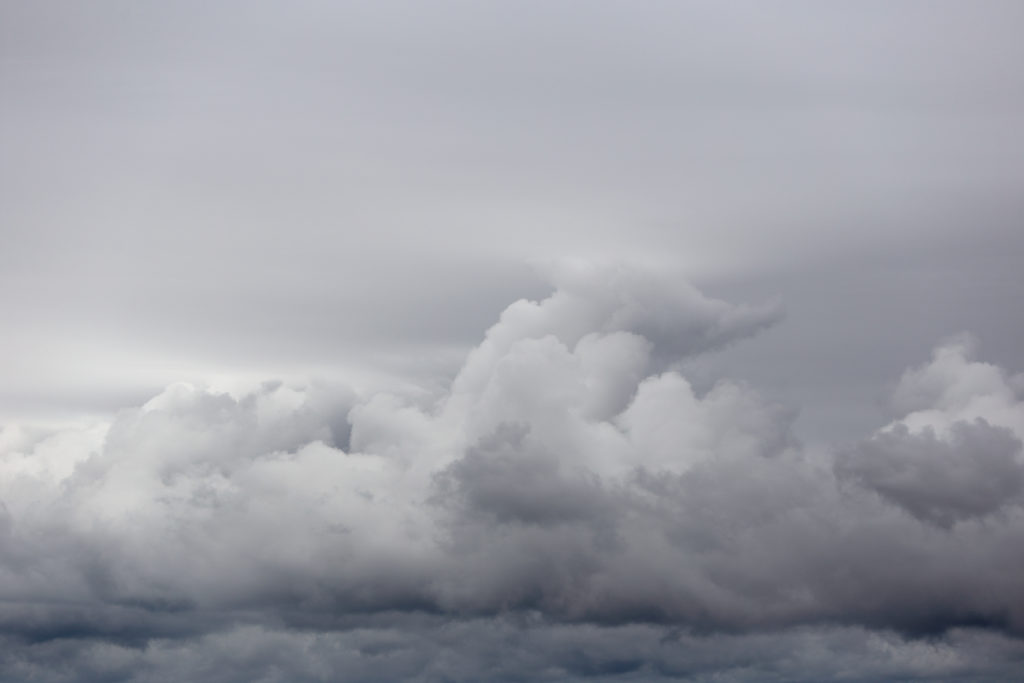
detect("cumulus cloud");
top-left (839, 337), bottom-right (1024, 528)
top-left (837, 420), bottom-right (1024, 528)
top-left (889, 335), bottom-right (1024, 437)
top-left (2, 265), bottom-right (1024, 680)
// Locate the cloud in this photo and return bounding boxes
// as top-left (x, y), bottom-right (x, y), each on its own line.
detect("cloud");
top-left (2, 264), bottom-right (1024, 680)
top-left (837, 420), bottom-right (1024, 528)
top-left (888, 335), bottom-right (1024, 439)
top-left (2, 620), bottom-right (1024, 683)
top-left (838, 336), bottom-right (1024, 527)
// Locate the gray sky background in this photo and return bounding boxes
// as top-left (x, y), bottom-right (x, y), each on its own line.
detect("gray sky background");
top-left (4, 0), bottom-right (1023, 428)
top-left (3, 2), bottom-right (1024, 681)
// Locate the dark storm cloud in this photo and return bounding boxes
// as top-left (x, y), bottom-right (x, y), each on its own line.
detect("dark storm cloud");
top-left (2, 620), bottom-right (1024, 683)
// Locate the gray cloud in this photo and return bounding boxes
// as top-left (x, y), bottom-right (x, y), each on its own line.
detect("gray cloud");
top-left (3, 620), bottom-right (1024, 683)
top-left (838, 420), bottom-right (1024, 528)
top-left (2, 264), bottom-right (1024, 680)
top-left (4, 2), bottom-right (1024, 680)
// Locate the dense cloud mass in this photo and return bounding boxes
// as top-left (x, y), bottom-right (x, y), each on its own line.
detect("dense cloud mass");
top-left (4, 1), bottom-right (1024, 679)
top-left (2, 264), bottom-right (1023, 681)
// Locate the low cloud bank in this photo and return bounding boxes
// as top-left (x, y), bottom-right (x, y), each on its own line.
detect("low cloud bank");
top-left (2, 264), bottom-right (1023, 681)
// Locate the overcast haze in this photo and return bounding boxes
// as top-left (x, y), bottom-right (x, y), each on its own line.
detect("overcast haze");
top-left (3, 2), bottom-right (1024, 681)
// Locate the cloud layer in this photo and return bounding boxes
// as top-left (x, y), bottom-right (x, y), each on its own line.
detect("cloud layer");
top-left (2, 264), bottom-right (1023, 680)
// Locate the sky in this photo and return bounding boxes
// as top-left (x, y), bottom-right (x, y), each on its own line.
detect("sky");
top-left (2, 2), bottom-right (1024, 681)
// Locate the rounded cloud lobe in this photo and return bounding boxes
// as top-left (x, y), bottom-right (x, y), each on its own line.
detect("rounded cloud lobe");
top-left (838, 338), bottom-right (1024, 529)
top-left (2, 265), bottom-right (1023, 681)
